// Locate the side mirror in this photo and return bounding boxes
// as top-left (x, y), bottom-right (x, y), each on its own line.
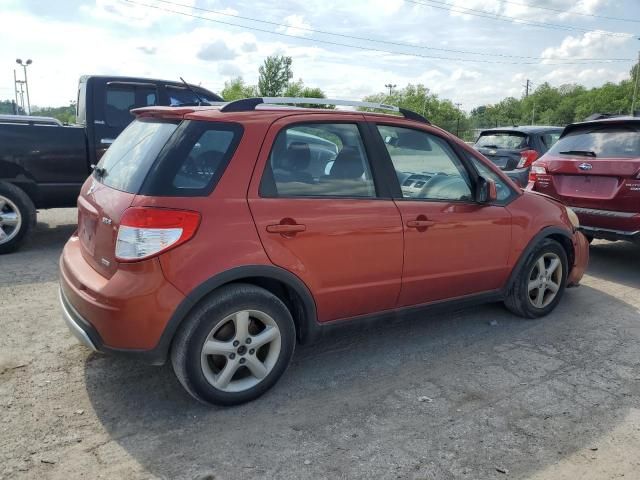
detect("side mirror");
top-left (476, 177), bottom-right (498, 203)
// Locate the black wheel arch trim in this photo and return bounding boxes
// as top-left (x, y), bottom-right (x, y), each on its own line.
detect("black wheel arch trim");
top-left (504, 226), bottom-right (573, 293)
top-left (151, 265), bottom-right (320, 363)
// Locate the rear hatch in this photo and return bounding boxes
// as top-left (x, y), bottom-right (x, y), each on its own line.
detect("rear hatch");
top-left (474, 130), bottom-right (530, 170)
top-left (77, 112), bottom-right (244, 278)
top-left (78, 119), bottom-right (180, 278)
top-left (533, 121), bottom-right (640, 213)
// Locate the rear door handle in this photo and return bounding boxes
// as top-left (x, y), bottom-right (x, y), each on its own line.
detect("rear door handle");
top-left (266, 223), bottom-right (306, 234)
top-left (406, 215), bottom-right (435, 231)
top-left (406, 220), bottom-right (435, 228)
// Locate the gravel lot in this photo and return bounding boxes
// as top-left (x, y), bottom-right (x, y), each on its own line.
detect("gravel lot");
top-left (1, 208), bottom-right (639, 480)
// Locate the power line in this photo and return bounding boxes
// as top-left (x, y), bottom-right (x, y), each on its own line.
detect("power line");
top-left (123, 0), bottom-right (634, 65)
top-left (406, 0), bottom-right (634, 38)
top-left (148, 0), bottom-right (633, 62)
top-left (497, 0), bottom-right (640, 24)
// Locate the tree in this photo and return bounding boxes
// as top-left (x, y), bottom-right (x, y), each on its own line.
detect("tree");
top-left (221, 77), bottom-right (258, 101)
top-left (258, 55), bottom-right (293, 96)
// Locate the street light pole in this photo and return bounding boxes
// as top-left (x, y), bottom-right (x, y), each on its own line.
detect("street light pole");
top-left (455, 102), bottom-right (462, 137)
top-left (384, 83), bottom-right (396, 96)
top-left (16, 58), bottom-right (32, 115)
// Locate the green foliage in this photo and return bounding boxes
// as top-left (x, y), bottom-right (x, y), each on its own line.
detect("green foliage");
top-left (221, 77), bottom-right (258, 101)
top-left (0, 100), bottom-right (24, 115)
top-left (219, 59), bottom-right (328, 105)
top-left (31, 103), bottom-right (76, 124)
top-left (258, 55), bottom-right (293, 96)
top-left (363, 84), bottom-right (469, 136)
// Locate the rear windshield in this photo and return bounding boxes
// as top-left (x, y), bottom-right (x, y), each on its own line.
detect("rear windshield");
top-left (549, 125), bottom-right (640, 158)
top-left (96, 119), bottom-right (243, 196)
top-left (96, 119), bottom-right (178, 193)
top-left (475, 132), bottom-right (528, 149)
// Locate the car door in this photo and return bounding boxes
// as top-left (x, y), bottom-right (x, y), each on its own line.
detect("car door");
top-left (248, 114), bottom-right (404, 323)
top-left (371, 121), bottom-right (513, 307)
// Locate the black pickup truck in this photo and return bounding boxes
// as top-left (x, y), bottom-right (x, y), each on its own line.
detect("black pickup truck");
top-left (0, 75), bottom-right (222, 253)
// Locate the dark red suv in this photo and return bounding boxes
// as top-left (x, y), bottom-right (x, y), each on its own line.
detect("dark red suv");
top-left (59, 98), bottom-right (588, 405)
top-left (527, 116), bottom-right (640, 243)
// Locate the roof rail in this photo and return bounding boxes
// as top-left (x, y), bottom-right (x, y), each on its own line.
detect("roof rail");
top-left (220, 97), bottom-right (430, 124)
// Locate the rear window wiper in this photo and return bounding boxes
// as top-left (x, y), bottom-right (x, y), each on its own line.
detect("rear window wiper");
top-left (480, 144), bottom-right (500, 149)
top-left (559, 150), bottom-right (596, 157)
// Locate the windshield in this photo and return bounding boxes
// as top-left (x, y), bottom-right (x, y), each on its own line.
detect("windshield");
top-left (475, 132), bottom-right (528, 150)
top-left (95, 119), bottom-right (178, 193)
top-left (549, 125), bottom-right (640, 158)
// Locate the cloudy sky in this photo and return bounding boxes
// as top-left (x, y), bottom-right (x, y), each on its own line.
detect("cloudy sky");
top-left (1, 0), bottom-right (639, 111)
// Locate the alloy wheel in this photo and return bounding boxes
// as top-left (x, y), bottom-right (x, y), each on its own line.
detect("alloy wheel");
top-left (527, 252), bottom-right (562, 309)
top-left (0, 195), bottom-right (22, 245)
top-left (200, 309), bottom-right (282, 393)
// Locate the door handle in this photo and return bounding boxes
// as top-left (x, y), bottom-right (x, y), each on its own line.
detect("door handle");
top-left (266, 223), bottom-right (306, 234)
top-left (406, 216), bottom-right (435, 230)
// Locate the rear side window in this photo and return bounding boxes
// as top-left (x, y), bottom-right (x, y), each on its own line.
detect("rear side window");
top-left (140, 120), bottom-right (243, 196)
top-left (549, 125), bottom-right (640, 158)
top-left (476, 132), bottom-right (528, 149)
top-left (166, 86), bottom-right (221, 106)
top-left (261, 123), bottom-right (376, 198)
top-left (96, 119), bottom-right (178, 193)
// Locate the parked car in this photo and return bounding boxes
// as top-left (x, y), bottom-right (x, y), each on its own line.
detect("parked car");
top-left (0, 75), bottom-right (222, 253)
top-left (527, 116), bottom-right (640, 243)
top-left (59, 97), bottom-right (589, 406)
top-left (474, 126), bottom-right (563, 187)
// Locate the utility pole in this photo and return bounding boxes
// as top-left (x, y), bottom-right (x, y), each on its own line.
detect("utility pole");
top-left (631, 43), bottom-right (640, 115)
top-left (16, 58), bottom-right (32, 115)
top-left (384, 83), bottom-right (396, 96)
top-left (523, 79), bottom-right (531, 98)
top-left (455, 102), bottom-right (462, 137)
top-left (13, 69), bottom-right (19, 112)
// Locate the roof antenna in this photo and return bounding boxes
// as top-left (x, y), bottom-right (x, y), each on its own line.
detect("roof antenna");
top-left (179, 77), bottom-right (209, 106)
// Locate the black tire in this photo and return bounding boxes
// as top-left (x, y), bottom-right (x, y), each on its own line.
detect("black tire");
top-left (504, 238), bottom-right (568, 319)
top-left (171, 283), bottom-right (296, 406)
top-left (0, 182), bottom-right (36, 255)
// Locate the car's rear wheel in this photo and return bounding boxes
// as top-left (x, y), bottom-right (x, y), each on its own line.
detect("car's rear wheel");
top-left (504, 238), bottom-right (568, 319)
top-left (171, 283), bottom-right (296, 406)
top-left (0, 182), bottom-right (36, 255)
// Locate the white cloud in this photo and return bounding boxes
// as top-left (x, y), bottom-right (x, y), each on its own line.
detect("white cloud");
top-left (276, 14), bottom-right (312, 37)
top-left (447, 0), bottom-right (609, 22)
top-left (540, 31), bottom-right (630, 61)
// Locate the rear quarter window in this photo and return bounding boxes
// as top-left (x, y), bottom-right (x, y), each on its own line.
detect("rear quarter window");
top-left (140, 120), bottom-right (243, 196)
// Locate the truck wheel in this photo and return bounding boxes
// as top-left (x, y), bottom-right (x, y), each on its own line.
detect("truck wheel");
top-left (504, 238), bottom-right (568, 319)
top-left (171, 283), bottom-right (296, 406)
top-left (0, 182), bottom-right (36, 254)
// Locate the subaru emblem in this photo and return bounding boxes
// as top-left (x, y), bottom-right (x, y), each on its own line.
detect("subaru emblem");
top-left (578, 163), bottom-right (593, 171)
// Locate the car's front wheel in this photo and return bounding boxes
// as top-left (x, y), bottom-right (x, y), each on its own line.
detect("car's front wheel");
top-left (504, 238), bottom-right (568, 319)
top-left (171, 283), bottom-right (296, 406)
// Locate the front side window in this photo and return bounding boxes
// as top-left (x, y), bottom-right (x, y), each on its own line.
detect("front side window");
top-left (466, 153), bottom-right (515, 202)
top-left (263, 123), bottom-right (376, 198)
top-left (167, 86), bottom-right (221, 106)
top-left (377, 125), bottom-right (472, 201)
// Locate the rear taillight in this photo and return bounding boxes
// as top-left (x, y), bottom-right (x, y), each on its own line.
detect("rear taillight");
top-left (528, 165), bottom-right (547, 183)
top-left (115, 207), bottom-right (201, 262)
top-left (517, 149), bottom-right (539, 169)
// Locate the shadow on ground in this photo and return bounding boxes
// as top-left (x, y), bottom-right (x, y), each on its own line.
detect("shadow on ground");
top-left (85, 277), bottom-right (640, 479)
top-left (586, 240), bottom-right (640, 289)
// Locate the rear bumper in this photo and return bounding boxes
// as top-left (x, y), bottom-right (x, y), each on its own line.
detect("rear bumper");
top-left (579, 225), bottom-right (640, 243)
top-left (58, 235), bottom-right (185, 364)
top-left (567, 231), bottom-right (589, 287)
